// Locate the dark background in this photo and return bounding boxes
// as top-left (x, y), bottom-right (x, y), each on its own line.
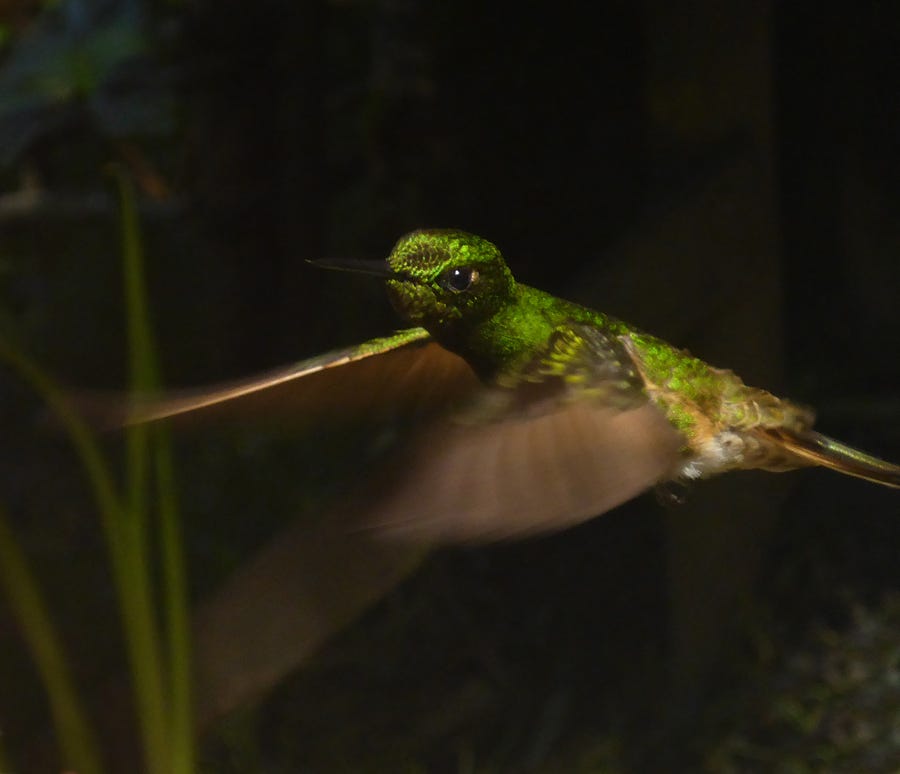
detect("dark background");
top-left (1, 1), bottom-right (899, 771)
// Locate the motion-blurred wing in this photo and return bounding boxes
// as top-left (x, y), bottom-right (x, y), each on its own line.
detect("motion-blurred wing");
top-left (365, 400), bottom-right (682, 542)
top-left (363, 324), bottom-right (685, 542)
top-left (122, 327), bottom-right (479, 427)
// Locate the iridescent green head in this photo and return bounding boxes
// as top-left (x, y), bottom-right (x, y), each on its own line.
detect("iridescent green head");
top-left (384, 230), bottom-right (515, 340)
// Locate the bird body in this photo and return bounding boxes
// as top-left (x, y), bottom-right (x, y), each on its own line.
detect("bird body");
top-left (381, 230), bottom-right (893, 487)
top-left (128, 230), bottom-right (899, 541)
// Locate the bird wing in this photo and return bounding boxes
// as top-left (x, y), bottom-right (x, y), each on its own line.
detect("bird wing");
top-left (114, 322), bottom-right (682, 541)
top-left (362, 324), bottom-right (685, 542)
top-left (118, 327), bottom-right (479, 428)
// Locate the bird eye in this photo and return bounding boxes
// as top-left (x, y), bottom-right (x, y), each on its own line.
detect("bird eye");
top-left (445, 266), bottom-right (478, 292)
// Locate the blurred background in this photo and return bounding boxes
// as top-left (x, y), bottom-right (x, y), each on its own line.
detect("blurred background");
top-left (0, 0), bottom-right (899, 771)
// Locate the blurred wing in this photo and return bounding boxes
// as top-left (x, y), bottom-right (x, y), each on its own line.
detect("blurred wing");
top-left (363, 323), bottom-right (685, 542)
top-left (120, 327), bottom-right (479, 427)
top-left (365, 400), bottom-right (682, 542)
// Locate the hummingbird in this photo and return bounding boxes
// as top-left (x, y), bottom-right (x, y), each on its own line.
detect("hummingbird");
top-left (129, 230), bottom-right (900, 542)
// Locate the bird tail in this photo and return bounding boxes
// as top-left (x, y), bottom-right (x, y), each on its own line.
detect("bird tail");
top-left (763, 427), bottom-right (900, 488)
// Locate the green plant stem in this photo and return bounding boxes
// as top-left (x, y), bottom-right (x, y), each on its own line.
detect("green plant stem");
top-left (0, 341), bottom-right (122, 542)
top-left (0, 343), bottom-right (168, 773)
top-left (0, 168), bottom-right (194, 774)
top-left (115, 166), bottom-right (168, 774)
top-left (118, 493), bottom-right (170, 774)
top-left (155, 432), bottom-right (195, 774)
top-left (0, 507), bottom-right (104, 774)
top-left (0, 735), bottom-right (11, 773)
top-left (114, 165), bottom-right (193, 773)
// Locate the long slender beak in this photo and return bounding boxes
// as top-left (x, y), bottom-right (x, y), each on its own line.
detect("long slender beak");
top-left (307, 258), bottom-right (397, 278)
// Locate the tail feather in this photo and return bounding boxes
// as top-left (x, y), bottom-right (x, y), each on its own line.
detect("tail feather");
top-left (764, 427), bottom-right (900, 489)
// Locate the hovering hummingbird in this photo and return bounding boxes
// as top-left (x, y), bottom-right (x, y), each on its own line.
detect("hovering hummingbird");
top-left (129, 230), bottom-right (900, 541)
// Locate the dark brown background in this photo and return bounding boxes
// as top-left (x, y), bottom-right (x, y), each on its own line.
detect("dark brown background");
top-left (1, 1), bottom-right (898, 771)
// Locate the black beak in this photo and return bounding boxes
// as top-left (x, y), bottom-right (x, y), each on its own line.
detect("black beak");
top-left (307, 258), bottom-right (396, 278)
